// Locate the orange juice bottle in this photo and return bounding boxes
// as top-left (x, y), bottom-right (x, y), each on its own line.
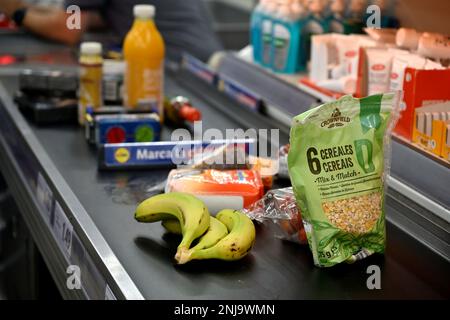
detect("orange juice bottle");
top-left (79, 42), bottom-right (103, 125)
top-left (123, 5), bottom-right (165, 120)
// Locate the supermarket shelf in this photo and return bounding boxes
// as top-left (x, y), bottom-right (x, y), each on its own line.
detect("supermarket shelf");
top-left (217, 53), bottom-right (450, 217)
top-left (0, 37), bottom-right (448, 299)
top-left (178, 59), bottom-right (450, 262)
top-left (217, 53), bottom-right (320, 126)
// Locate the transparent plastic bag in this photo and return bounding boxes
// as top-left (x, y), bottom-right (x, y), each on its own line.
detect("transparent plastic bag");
top-left (242, 187), bottom-right (307, 244)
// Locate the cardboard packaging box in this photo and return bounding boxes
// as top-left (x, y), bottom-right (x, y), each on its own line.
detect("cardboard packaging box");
top-left (413, 101), bottom-right (450, 160)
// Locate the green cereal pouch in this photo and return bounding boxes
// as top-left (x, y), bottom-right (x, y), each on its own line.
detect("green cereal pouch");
top-left (288, 93), bottom-right (401, 267)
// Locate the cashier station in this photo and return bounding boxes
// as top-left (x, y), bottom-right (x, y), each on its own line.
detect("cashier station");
top-left (0, 31), bottom-right (449, 300)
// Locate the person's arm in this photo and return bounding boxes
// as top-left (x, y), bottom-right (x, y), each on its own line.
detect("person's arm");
top-left (0, 0), bottom-right (104, 46)
top-left (24, 6), bottom-right (88, 45)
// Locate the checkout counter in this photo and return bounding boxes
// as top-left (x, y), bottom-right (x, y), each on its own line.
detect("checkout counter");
top-left (0, 33), bottom-right (449, 300)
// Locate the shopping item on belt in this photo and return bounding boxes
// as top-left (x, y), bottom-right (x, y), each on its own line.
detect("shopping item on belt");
top-left (288, 92), bottom-right (401, 267)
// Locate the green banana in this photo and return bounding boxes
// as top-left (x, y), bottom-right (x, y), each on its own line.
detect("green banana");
top-left (163, 217), bottom-right (228, 251)
top-left (176, 209), bottom-right (256, 264)
top-left (135, 192), bottom-right (210, 254)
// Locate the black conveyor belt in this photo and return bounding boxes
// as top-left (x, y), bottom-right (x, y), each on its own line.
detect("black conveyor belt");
top-left (0, 33), bottom-right (448, 300)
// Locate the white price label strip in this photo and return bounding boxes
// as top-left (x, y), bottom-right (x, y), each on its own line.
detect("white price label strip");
top-left (36, 172), bottom-right (54, 223)
top-left (52, 201), bottom-right (73, 259)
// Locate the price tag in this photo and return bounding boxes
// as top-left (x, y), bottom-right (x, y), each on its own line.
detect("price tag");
top-left (52, 201), bottom-right (73, 259)
top-left (36, 172), bottom-right (54, 223)
top-left (105, 284), bottom-right (117, 300)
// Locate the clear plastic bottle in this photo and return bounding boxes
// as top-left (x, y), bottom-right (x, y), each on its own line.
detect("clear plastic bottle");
top-left (272, 0), bottom-right (306, 73)
top-left (251, 0), bottom-right (267, 64)
top-left (78, 42), bottom-right (103, 125)
top-left (123, 5), bottom-right (165, 120)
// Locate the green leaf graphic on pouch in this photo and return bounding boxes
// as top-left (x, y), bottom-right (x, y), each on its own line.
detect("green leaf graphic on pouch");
top-left (354, 139), bottom-right (375, 173)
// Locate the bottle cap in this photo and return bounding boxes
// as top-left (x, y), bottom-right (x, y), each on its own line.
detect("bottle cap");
top-left (179, 104), bottom-right (201, 122)
top-left (80, 42), bottom-right (102, 55)
top-left (134, 5), bottom-right (155, 19)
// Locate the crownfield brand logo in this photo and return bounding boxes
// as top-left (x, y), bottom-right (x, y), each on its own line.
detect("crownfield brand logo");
top-left (321, 108), bottom-right (351, 128)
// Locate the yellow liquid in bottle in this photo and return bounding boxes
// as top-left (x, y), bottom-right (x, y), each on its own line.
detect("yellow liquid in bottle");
top-left (123, 17), bottom-right (165, 121)
top-left (79, 53), bottom-right (103, 125)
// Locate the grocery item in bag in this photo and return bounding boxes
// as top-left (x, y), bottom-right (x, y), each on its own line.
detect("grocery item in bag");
top-left (242, 187), bottom-right (307, 244)
top-left (288, 92), bottom-right (401, 267)
top-left (165, 169), bottom-right (264, 214)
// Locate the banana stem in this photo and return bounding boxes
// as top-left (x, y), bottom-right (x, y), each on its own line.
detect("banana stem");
top-left (175, 247), bottom-right (192, 264)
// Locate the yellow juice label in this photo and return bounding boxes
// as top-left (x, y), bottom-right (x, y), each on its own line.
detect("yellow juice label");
top-left (79, 63), bottom-right (102, 124)
top-left (124, 61), bottom-right (163, 115)
top-left (123, 18), bottom-right (165, 121)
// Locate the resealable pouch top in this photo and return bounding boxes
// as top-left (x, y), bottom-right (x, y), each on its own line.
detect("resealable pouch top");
top-left (288, 92), bottom-right (401, 267)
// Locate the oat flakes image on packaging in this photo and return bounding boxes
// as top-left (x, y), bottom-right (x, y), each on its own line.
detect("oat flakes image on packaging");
top-left (288, 93), bottom-right (401, 267)
top-left (322, 192), bottom-right (382, 234)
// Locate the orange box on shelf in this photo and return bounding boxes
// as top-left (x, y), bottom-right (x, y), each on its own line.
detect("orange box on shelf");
top-left (395, 67), bottom-right (450, 141)
top-left (413, 102), bottom-right (450, 160)
top-left (441, 123), bottom-right (450, 161)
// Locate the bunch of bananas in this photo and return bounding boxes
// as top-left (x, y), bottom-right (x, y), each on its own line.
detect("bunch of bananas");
top-left (134, 192), bottom-right (256, 264)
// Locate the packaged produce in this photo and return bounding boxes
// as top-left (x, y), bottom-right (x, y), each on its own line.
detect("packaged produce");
top-left (183, 142), bottom-right (275, 188)
top-left (186, 142), bottom-right (250, 171)
top-left (288, 92), bottom-right (401, 267)
top-left (165, 169), bottom-right (264, 214)
top-left (78, 42), bottom-right (103, 125)
top-left (243, 187), bottom-right (307, 244)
